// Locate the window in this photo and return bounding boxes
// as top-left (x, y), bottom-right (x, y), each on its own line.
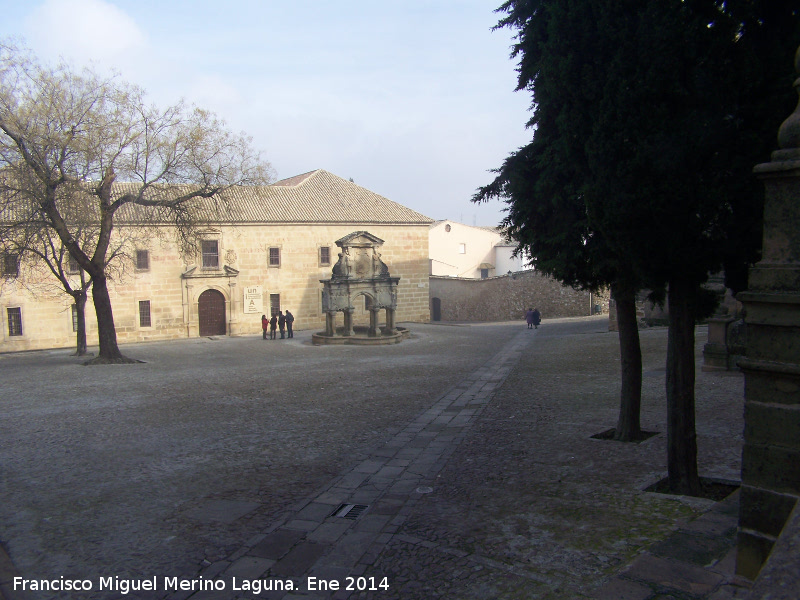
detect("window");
top-left (68, 254), bottom-right (80, 274)
top-left (269, 293), bottom-right (280, 316)
top-left (136, 249), bottom-right (150, 271)
top-left (458, 243), bottom-right (466, 254)
top-left (201, 240), bottom-right (219, 269)
top-left (319, 246), bottom-right (331, 266)
top-left (7, 307), bottom-right (22, 336)
top-left (364, 295), bottom-right (373, 310)
top-left (445, 224), bottom-right (451, 232)
top-left (2, 253), bottom-right (19, 278)
top-left (480, 268), bottom-right (489, 279)
top-left (138, 300), bottom-right (152, 327)
top-left (71, 305), bottom-right (78, 332)
top-left (269, 247), bottom-right (281, 267)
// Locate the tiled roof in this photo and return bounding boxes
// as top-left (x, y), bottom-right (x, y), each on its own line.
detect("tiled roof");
top-left (120, 170), bottom-right (432, 225)
top-left (5, 170), bottom-right (434, 226)
top-left (224, 169), bottom-right (433, 224)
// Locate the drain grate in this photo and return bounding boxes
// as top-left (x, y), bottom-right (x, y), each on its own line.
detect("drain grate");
top-left (331, 503), bottom-right (369, 520)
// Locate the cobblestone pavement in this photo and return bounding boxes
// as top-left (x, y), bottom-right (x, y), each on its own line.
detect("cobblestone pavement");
top-left (0, 317), bottom-right (748, 600)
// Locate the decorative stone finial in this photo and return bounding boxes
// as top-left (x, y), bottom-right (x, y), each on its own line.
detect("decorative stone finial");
top-left (777, 45), bottom-right (800, 150)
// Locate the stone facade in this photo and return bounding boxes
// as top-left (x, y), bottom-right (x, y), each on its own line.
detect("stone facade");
top-left (1, 171), bottom-right (432, 352)
top-left (429, 270), bottom-right (608, 322)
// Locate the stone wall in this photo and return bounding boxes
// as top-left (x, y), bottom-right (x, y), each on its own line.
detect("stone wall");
top-left (429, 271), bottom-right (609, 322)
top-left (1, 223), bottom-right (431, 352)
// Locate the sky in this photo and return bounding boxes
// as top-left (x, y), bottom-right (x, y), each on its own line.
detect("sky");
top-left (0, 0), bottom-right (532, 226)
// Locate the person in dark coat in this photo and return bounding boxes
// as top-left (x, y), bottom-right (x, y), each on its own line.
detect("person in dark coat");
top-left (532, 307), bottom-right (541, 329)
top-left (285, 310), bottom-right (294, 338)
top-left (278, 311), bottom-right (286, 339)
top-left (269, 313), bottom-right (278, 340)
top-left (525, 308), bottom-right (534, 329)
top-left (261, 314), bottom-right (269, 339)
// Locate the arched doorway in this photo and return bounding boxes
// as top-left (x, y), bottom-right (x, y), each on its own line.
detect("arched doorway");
top-left (198, 289), bottom-right (226, 336)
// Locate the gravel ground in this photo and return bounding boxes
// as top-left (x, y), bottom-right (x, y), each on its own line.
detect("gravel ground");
top-left (0, 317), bottom-right (745, 600)
top-left (0, 322), bottom-right (516, 595)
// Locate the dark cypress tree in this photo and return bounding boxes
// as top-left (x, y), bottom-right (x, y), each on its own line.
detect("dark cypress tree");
top-left (476, 0), bottom-right (799, 492)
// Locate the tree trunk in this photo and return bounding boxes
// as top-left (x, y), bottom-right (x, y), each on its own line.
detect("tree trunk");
top-left (666, 278), bottom-right (701, 495)
top-left (73, 291), bottom-right (88, 356)
top-left (87, 274), bottom-right (133, 364)
top-left (613, 283), bottom-right (643, 441)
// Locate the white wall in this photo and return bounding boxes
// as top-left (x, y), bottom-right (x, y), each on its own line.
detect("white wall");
top-left (429, 220), bottom-right (529, 278)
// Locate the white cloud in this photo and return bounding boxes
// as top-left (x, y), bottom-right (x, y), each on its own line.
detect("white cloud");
top-left (25, 0), bottom-right (147, 66)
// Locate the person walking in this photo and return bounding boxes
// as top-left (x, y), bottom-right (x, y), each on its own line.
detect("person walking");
top-left (285, 310), bottom-right (294, 338)
top-left (278, 311), bottom-right (286, 339)
top-left (261, 314), bottom-right (269, 339)
top-left (269, 313), bottom-right (278, 340)
top-left (532, 307), bottom-right (541, 329)
top-left (525, 308), bottom-right (534, 329)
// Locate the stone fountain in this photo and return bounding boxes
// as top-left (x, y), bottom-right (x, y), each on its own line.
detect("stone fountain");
top-left (312, 231), bottom-right (409, 345)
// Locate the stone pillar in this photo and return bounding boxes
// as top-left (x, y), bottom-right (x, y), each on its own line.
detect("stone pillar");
top-left (184, 283), bottom-right (197, 338)
top-left (369, 308), bottom-right (380, 337)
top-left (325, 311), bottom-right (336, 336)
top-left (702, 316), bottom-right (736, 371)
top-left (736, 45), bottom-right (800, 582)
top-left (384, 307), bottom-right (396, 334)
top-left (228, 281), bottom-right (239, 336)
top-left (343, 308), bottom-right (355, 336)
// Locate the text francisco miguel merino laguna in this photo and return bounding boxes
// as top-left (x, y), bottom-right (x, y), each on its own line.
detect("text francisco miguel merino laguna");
top-left (14, 574), bottom-right (390, 595)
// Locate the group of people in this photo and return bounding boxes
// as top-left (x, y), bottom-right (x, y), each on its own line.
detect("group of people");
top-left (525, 307), bottom-right (541, 329)
top-left (261, 310), bottom-right (294, 340)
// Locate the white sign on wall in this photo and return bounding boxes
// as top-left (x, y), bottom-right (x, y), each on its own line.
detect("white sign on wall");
top-left (243, 286), bottom-right (263, 314)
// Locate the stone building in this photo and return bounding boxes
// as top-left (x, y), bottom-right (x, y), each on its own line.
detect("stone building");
top-left (1, 170), bottom-right (433, 352)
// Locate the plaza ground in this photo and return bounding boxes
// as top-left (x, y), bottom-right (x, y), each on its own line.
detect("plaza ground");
top-left (0, 316), bottom-right (747, 599)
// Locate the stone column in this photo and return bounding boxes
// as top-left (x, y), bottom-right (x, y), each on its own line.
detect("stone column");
top-left (343, 308), bottom-right (355, 336)
top-left (384, 307), bottom-right (396, 334)
top-left (228, 281), bottom-right (239, 336)
top-left (184, 282), bottom-right (196, 338)
top-left (736, 45), bottom-right (800, 582)
top-left (702, 316), bottom-right (736, 371)
top-left (369, 308), bottom-right (380, 337)
top-left (325, 311), bottom-right (336, 336)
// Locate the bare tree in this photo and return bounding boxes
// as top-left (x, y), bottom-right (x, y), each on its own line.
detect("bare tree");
top-left (0, 41), bottom-right (274, 363)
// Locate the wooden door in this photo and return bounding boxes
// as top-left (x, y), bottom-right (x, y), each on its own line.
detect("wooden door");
top-left (198, 289), bottom-right (226, 336)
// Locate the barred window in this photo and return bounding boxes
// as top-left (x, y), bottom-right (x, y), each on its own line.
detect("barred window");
top-left (68, 254), bottom-right (80, 274)
top-left (269, 247), bottom-right (281, 267)
top-left (269, 293), bottom-right (280, 317)
top-left (136, 250), bottom-right (150, 271)
top-left (2, 253), bottom-right (19, 278)
top-left (319, 246), bottom-right (331, 266)
top-left (202, 240), bottom-right (219, 269)
top-left (139, 300), bottom-right (152, 327)
top-left (7, 307), bottom-right (22, 336)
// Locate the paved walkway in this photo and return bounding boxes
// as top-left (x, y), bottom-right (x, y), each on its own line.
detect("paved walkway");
top-left (1, 318), bottom-right (752, 599)
top-left (174, 327), bottom-right (532, 600)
